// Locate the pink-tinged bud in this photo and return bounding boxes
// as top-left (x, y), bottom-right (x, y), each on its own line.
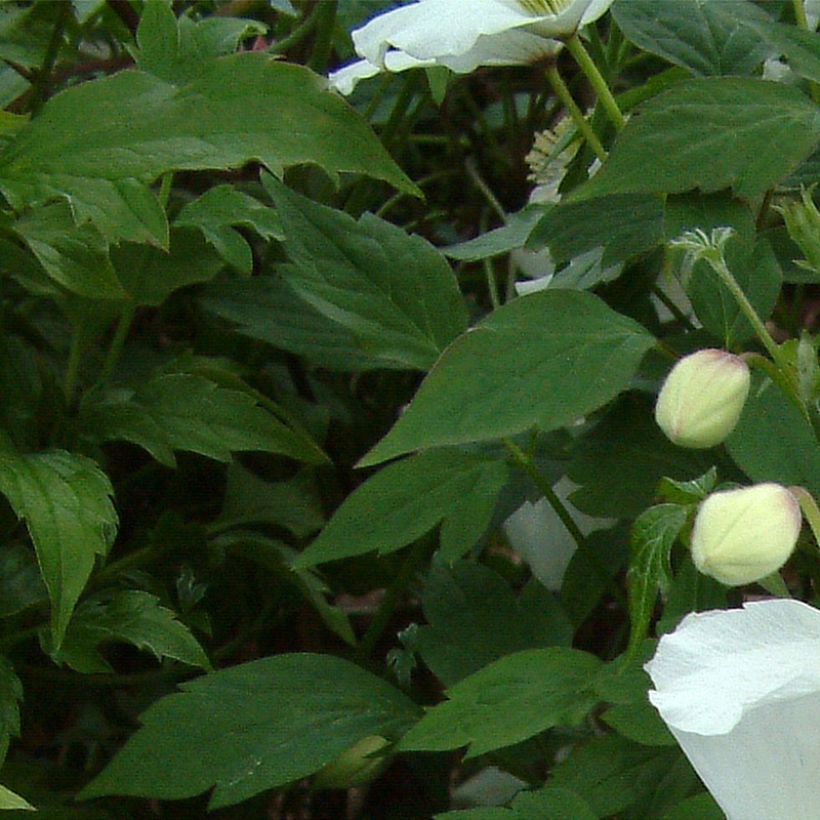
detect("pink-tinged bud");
top-left (691, 483), bottom-right (802, 586)
top-left (655, 349), bottom-right (750, 449)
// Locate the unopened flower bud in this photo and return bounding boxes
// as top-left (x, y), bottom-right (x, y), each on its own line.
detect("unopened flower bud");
top-left (691, 483), bottom-right (802, 586)
top-left (313, 735), bottom-right (390, 790)
top-left (655, 349), bottom-right (750, 449)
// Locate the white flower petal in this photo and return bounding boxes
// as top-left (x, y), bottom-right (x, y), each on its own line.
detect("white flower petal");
top-left (646, 599), bottom-right (820, 736)
top-left (645, 600), bottom-right (820, 820)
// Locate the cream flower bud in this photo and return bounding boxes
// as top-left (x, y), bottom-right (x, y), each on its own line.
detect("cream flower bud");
top-left (655, 349), bottom-right (750, 449)
top-left (313, 735), bottom-right (390, 790)
top-left (691, 483), bottom-right (802, 586)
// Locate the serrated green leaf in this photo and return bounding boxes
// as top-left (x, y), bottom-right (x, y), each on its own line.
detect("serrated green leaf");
top-left (200, 275), bottom-right (387, 371)
top-left (613, 0), bottom-right (774, 77)
top-left (133, 1), bottom-right (266, 85)
top-left (360, 291), bottom-right (656, 467)
top-left (13, 202), bottom-right (124, 299)
top-left (753, 19), bottom-right (820, 84)
top-left (80, 654), bottom-right (421, 809)
top-left (0, 56), bottom-right (418, 245)
top-left (0, 448), bottom-right (117, 646)
top-left (48, 589), bottom-right (210, 674)
top-left (266, 179), bottom-right (468, 371)
top-left (547, 734), bottom-right (681, 817)
top-left (174, 185), bottom-right (283, 273)
top-left (727, 376), bottom-right (820, 496)
top-left (416, 561), bottom-right (572, 686)
top-left (396, 648), bottom-right (602, 758)
top-left (626, 504), bottom-right (688, 659)
top-left (572, 79), bottom-right (820, 202)
top-left (81, 373), bottom-right (325, 466)
top-left (662, 792), bottom-right (724, 820)
top-left (657, 467), bottom-right (718, 505)
top-left (295, 449), bottom-right (508, 568)
top-left (111, 227), bottom-right (225, 307)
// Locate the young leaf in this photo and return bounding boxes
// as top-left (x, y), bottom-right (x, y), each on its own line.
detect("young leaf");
top-left (0, 783), bottom-right (34, 811)
top-left (0, 447), bottom-right (117, 646)
top-left (266, 179), bottom-right (468, 371)
top-left (359, 290), bottom-right (656, 467)
top-left (572, 79), bottom-right (820, 202)
top-left (80, 654), bottom-right (422, 809)
top-left (416, 560), bottom-right (572, 686)
top-left (613, 0), bottom-right (774, 77)
top-left (49, 590), bottom-right (211, 674)
top-left (626, 504), bottom-right (689, 660)
top-left (81, 373), bottom-right (326, 467)
top-left (396, 648), bottom-right (602, 758)
top-left (293, 449), bottom-right (509, 568)
top-left (174, 185), bottom-right (284, 273)
top-left (133, 1), bottom-right (267, 84)
top-left (0, 56), bottom-right (418, 245)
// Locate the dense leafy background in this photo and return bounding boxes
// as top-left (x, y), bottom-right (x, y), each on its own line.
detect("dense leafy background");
top-left (0, 0), bottom-right (814, 818)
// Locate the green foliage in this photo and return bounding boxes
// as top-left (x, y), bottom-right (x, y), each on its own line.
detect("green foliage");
top-left (81, 653), bottom-right (422, 809)
top-left (0, 1), bottom-right (814, 816)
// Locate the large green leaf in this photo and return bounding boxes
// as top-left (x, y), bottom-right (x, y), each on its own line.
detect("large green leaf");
top-left (527, 194), bottom-right (664, 267)
top-left (111, 228), bottom-right (226, 306)
top-left (360, 290), bottom-right (656, 467)
top-left (48, 590), bottom-right (211, 675)
top-left (0, 447), bottom-right (117, 646)
top-left (81, 653), bottom-right (421, 809)
top-left (81, 373), bottom-right (325, 467)
top-left (727, 376), bottom-right (820, 496)
top-left (573, 79), bottom-right (820, 202)
top-left (267, 180), bottom-right (468, 371)
top-left (613, 0), bottom-right (774, 77)
top-left (436, 787), bottom-right (597, 820)
top-left (0, 55), bottom-right (418, 245)
top-left (416, 561), bottom-right (572, 686)
top-left (396, 648), bottom-right (602, 758)
top-left (293, 449), bottom-right (509, 568)
top-left (200, 275), bottom-right (385, 371)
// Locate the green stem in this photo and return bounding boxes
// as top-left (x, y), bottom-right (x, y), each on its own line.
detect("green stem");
top-left (793, 0), bottom-right (810, 29)
top-left (502, 438), bottom-right (627, 609)
top-left (791, 486), bottom-right (820, 549)
top-left (100, 301), bottom-right (136, 382)
top-left (545, 65), bottom-right (606, 162)
top-left (465, 158), bottom-right (507, 223)
top-left (29, 2), bottom-right (70, 115)
top-left (565, 33), bottom-right (625, 131)
top-left (354, 535), bottom-right (435, 663)
top-left (270, 2), bottom-right (322, 55)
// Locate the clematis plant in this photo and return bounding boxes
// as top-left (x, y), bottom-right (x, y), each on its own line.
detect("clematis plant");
top-left (645, 600), bottom-right (820, 820)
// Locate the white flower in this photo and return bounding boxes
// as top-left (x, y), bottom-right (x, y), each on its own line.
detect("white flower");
top-left (691, 483), bottom-right (802, 586)
top-left (645, 600), bottom-right (820, 820)
top-left (329, 0), bottom-right (616, 93)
